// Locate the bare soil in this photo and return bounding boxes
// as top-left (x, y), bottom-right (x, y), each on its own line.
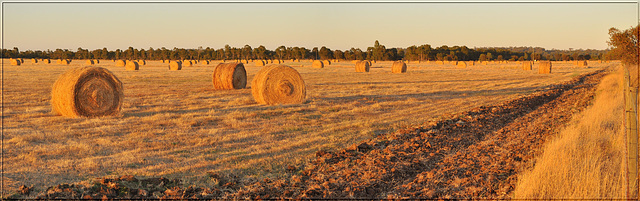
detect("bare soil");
top-left (17, 68), bottom-right (609, 199)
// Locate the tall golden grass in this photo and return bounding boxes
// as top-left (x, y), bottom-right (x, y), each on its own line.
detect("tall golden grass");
top-left (513, 67), bottom-right (626, 199)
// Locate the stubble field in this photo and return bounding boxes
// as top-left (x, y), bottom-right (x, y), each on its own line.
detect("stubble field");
top-left (1, 59), bottom-right (610, 196)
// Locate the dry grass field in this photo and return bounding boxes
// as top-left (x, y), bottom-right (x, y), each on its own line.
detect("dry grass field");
top-left (1, 59), bottom-right (612, 196)
top-left (513, 67), bottom-right (626, 198)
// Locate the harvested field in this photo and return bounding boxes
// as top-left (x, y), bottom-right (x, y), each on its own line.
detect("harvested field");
top-left (1, 59), bottom-right (612, 198)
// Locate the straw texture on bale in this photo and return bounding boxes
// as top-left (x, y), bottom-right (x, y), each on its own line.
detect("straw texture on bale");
top-left (126, 61), bottom-right (139, 71)
top-left (212, 62), bottom-right (247, 90)
top-left (255, 60), bottom-right (265, 66)
top-left (251, 64), bottom-right (306, 105)
top-left (115, 60), bottom-right (126, 67)
top-left (522, 61), bottom-right (533, 71)
top-left (183, 60), bottom-right (193, 67)
top-left (355, 61), bottom-right (370, 72)
top-left (86, 60), bottom-right (95, 65)
top-left (51, 66), bottom-right (123, 117)
top-left (10, 59), bottom-right (21, 66)
top-left (391, 61), bottom-right (407, 73)
top-left (169, 61), bottom-right (182, 71)
top-left (538, 61), bottom-right (552, 74)
top-left (456, 61), bottom-right (467, 69)
top-left (312, 60), bottom-right (324, 68)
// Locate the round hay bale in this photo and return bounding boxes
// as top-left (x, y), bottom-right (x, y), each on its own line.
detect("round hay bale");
top-left (323, 60), bottom-right (331, 65)
top-left (31, 58), bottom-right (38, 64)
top-left (138, 60), bottom-right (146, 65)
top-left (538, 61), bottom-right (552, 74)
top-left (19, 58), bottom-right (24, 63)
top-left (169, 61), bottom-right (182, 70)
top-left (312, 60), bottom-right (324, 68)
top-left (42, 58), bottom-right (50, 64)
top-left (212, 62), bottom-right (247, 90)
top-left (93, 59), bottom-right (100, 64)
top-left (577, 60), bottom-right (587, 67)
top-left (10, 59), bottom-right (21, 66)
top-left (365, 60), bottom-right (372, 66)
top-left (255, 60), bottom-right (265, 66)
top-left (391, 61), bottom-right (407, 73)
top-left (115, 60), bottom-right (126, 67)
top-left (456, 61), bottom-right (467, 69)
top-left (522, 61), bottom-right (533, 71)
top-left (251, 64), bottom-right (306, 105)
top-left (125, 61), bottom-right (139, 70)
top-left (355, 61), bottom-right (370, 72)
top-left (60, 59), bottom-right (70, 65)
top-left (294, 59), bottom-right (299, 62)
top-left (273, 60), bottom-right (281, 64)
top-left (86, 60), bottom-right (95, 65)
top-left (183, 60), bottom-right (193, 67)
top-left (201, 60), bottom-right (209, 65)
top-left (51, 66), bottom-right (123, 117)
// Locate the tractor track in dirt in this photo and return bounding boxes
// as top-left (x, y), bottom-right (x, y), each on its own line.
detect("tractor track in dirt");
top-left (19, 68), bottom-right (609, 200)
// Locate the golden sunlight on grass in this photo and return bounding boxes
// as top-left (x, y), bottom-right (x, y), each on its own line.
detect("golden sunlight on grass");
top-left (1, 59), bottom-right (610, 195)
top-left (512, 66), bottom-right (626, 199)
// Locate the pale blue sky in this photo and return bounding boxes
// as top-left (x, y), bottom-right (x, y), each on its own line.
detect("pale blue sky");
top-left (2, 1), bottom-right (638, 51)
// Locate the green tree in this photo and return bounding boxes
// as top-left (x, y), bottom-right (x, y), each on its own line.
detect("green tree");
top-left (276, 46), bottom-right (286, 60)
top-left (371, 40), bottom-right (386, 60)
top-left (242, 45), bottom-right (253, 60)
top-left (479, 54), bottom-right (487, 61)
top-left (319, 46), bottom-right (332, 60)
top-left (608, 25), bottom-right (639, 64)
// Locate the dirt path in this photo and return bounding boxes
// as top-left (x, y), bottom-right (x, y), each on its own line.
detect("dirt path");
top-left (17, 68), bottom-right (609, 200)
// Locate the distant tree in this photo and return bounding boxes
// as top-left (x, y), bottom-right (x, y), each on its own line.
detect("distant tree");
top-left (478, 54), bottom-right (487, 61)
top-left (319, 46), bottom-right (332, 60)
top-left (371, 40), bottom-right (386, 61)
top-left (311, 47), bottom-right (319, 60)
top-left (333, 50), bottom-right (344, 60)
top-left (436, 53), bottom-right (444, 61)
top-left (242, 45), bottom-right (253, 60)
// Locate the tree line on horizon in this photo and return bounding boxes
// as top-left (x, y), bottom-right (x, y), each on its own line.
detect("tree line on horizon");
top-left (1, 40), bottom-right (614, 62)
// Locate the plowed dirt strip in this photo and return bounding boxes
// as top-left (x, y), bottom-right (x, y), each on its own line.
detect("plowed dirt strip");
top-left (232, 69), bottom-right (608, 199)
top-left (24, 69), bottom-right (608, 200)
